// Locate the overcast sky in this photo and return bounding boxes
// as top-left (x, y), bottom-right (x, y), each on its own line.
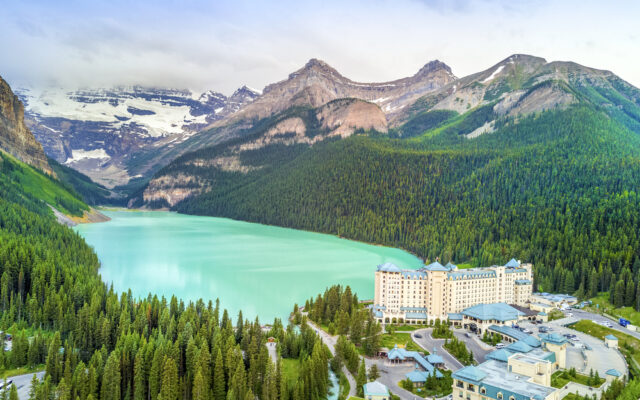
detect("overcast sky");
top-left (1, 0), bottom-right (638, 95)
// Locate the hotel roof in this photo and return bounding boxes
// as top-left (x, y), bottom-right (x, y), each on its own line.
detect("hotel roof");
top-left (461, 303), bottom-right (524, 322)
top-left (454, 359), bottom-right (557, 400)
top-left (388, 345), bottom-right (437, 374)
top-left (488, 325), bottom-right (541, 347)
top-left (540, 333), bottom-right (568, 345)
top-left (506, 341), bottom-right (534, 353)
top-left (424, 261), bottom-right (450, 271)
top-left (377, 262), bottom-right (402, 272)
top-left (505, 258), bottom-right (521, 268)
top-left (406, 367), bottom-right (444, 382)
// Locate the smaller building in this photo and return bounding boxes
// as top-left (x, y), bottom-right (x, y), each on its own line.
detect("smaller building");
top-left (604, 334), bottom-right (618, 349)
top-left (537, 311), bottom-right (548, 322)
top-left (363, 381), bottom-right (390, 400)
top-left (460, 303), bottom-right (525, 335)
top-left (540, 333), bottom-right (568, 369)
top-left (605, 369), bottom-right (622, 382)
top-left (530, 302), bottom-right (555, 314)
top-left (531, 293), bottom-right (578, 308)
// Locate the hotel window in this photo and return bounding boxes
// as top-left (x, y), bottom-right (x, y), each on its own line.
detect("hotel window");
top-left (497, 393), bottom-right (503, 400)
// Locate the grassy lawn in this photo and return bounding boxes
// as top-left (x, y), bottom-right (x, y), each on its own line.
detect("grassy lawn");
top-left (380, 332), bottom-right (424, 353)
top-left (561, 394), bottom-right (582, 400)
top-left (571, 319), bottom-right (640, 373)
top-left (550, 370), bottom-right (604, 388)
top-left (281, 358), bottom-right (300, 387)
top-left (346, 397), bottom-right (365, 400)
top-left (587, 293), bottom-right (640, 327)
top-left (0, 365), bottom-right (44, 379)
top-left (548, 309), bottom-right (565, 321)
top-left (387, 324), bottom-right (425, 332)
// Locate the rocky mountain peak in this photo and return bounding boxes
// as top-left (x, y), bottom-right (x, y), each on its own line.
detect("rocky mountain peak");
top-left (415, 60), bottom-right (454, 78)
top-left (0, 76), bottom-right (52, 174)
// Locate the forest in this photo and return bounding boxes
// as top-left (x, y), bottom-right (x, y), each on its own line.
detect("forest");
top-left (168, 104), bottom-right (640, 311)
top-left (0, 153), bottom-right (332, 400)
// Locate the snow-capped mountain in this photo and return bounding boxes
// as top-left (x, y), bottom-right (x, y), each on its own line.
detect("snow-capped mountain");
top-left (15, 85), bottom-right (260, 187)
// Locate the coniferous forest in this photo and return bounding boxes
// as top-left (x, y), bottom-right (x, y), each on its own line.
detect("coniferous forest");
top-left (0, 152), bottom-right (331, 400)
top-left (167, 104), bottom-right (640, 308)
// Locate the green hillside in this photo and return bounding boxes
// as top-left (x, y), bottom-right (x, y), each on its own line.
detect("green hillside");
top-left (48, 158), bottom-right (122, 206)
top-left (166, 104), bottom-right (640, 305)
top-left (0, 150), bottom-right (88, 216)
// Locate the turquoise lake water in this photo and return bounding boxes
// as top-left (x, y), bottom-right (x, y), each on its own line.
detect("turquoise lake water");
top-left (75, 211), bottom-right (421, 322)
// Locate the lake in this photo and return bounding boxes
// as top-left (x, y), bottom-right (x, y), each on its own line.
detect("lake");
top-left (75, 210), bottom-right (421, 322)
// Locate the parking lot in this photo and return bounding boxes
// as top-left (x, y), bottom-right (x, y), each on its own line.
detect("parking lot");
top-left (516, 318), bottom-right (628, 377)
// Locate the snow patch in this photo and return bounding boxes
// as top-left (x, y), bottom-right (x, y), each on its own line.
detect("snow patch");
top-left (481, 65), bottom-right (505, 84)
top-left (65, 148), bottom-right (111, 164)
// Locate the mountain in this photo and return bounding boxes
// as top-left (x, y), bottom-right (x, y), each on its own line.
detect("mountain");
top-left (221, 58), bottom-right (455, 124)
top-left (16, 85), bottom-right (260, 187)
top-left (138, 54), bottom-right (640, 305)
top-left (0, 75), bottom-right (52, 174)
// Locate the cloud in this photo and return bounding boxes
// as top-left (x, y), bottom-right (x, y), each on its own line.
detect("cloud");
top-left (0, 0), bottom-right (638, 94)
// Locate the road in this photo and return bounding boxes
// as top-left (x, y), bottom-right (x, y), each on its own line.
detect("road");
top-left (569, 309), bottom-right (640, 341)
top-left (306, 319), bottom-right (358, 399)
top-left (1, 371), bottom-right (44, 400)
top-left (410, 328), bottom-right (463, 370)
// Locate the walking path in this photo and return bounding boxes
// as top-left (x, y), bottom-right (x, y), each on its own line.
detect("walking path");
top-left (306, 319), bottom-right (358, 399)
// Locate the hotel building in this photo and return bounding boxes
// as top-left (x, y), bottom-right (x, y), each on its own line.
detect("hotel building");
top-left (372, 259), bottom-right (533, 324)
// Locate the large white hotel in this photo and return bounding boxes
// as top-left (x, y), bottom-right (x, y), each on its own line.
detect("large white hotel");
top-left (373, 259), bottom-right (533, 324)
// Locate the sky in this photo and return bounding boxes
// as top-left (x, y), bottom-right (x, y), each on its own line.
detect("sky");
top-left (1, 0), bottom-right (638, 95)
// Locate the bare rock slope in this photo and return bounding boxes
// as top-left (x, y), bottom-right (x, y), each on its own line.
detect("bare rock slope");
top-left (0, 75), bottom-right (52, 174)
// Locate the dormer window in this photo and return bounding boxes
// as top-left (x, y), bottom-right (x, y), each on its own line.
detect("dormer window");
top-left (497, 393), bottom-right (503, 400)
top-left (480, 388), bottom-right (486, 394)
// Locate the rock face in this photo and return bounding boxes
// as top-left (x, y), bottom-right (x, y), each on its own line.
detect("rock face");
top-left (17, 85), bottom-right (260, 187)
top-left (0, 75), bottom-right (52, 174)
top-left (220, 58), bottom-right (455, 125)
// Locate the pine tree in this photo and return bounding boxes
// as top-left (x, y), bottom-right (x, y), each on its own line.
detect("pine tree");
top-left (192, 369), bottom-right (208, 400)
top-left (8, 385), bottom-right (18, 400)
top-left (28, 374), bottom-right (38, 400)
top-left (368, 364), bottom-right (380, 381)
top-left (356, 359), bottom-right (366, 397)
top-left (213, 349), bottom-right (226, 400)
top-left (101, 353), bottom-right (121, 400)
top-left (159, 358), bottom-right (178, 400)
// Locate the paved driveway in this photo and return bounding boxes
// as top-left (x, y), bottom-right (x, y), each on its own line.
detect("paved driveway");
top-left (410, 328), bottom-right (463, 370)
top-left (1, 371), bottom-right (45, 400)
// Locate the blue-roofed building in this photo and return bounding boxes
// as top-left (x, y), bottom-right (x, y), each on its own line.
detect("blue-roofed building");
top-left (363, 381), bottom-right (390, 400)
top-left (487, 325), bottom-right (541, 347)
top-left (459, 303), bottom-right (525, 335)
top-left (387, 344), bottom-right (444, 387)
top-left (605, 369), bottom-right (622, 382)
top-left (605, 334), bottom-right (618, 349)
top-left (539, 333), bottom-right (568, 369)
top-left (505, 258), bottom-right (521, 268)
top-left (452, 358), bottom-right (558, 400)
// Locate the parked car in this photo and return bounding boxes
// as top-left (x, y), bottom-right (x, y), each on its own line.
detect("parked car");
top-left (496, 343), bottom-right (506, 349)
top-left (414, 334), bottom-right (423, 338)
top-left (465, 332), bottom-right (471, 338)
top-left (523, 329), bottom-right (532, 334)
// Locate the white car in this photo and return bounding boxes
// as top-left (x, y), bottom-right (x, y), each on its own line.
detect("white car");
top-left (496, 343), bottom-right (506, 349)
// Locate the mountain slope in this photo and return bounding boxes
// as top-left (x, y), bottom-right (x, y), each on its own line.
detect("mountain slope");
top-left (0, 75), bottom-right (52, 174)
top-left (140, 54), bottom-right (640, 305)
top-left (17, 85), bottom-right (260, 187)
